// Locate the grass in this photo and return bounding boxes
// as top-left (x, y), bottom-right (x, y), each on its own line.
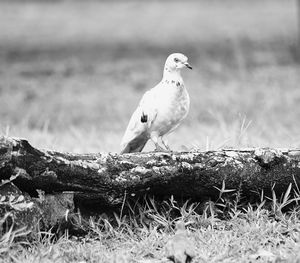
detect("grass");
top-left (2, 188), bottom-right (300, 262)
top-left (0, 0), bottom-right (299, 152)
top-left (0, 0), bottom-right (300, 262)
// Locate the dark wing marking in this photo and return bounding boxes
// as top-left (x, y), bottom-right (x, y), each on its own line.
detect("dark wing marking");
top-left (141, 112), bottom-right (148, 123)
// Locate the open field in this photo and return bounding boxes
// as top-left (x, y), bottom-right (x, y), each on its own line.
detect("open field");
top-left (1, 0), bottom-right (300, 262)
top-left (0, 0), bottom-right (299, 152)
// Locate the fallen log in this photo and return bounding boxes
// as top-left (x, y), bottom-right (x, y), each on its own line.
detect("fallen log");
top-left (0, 182), bottom-right (78, 237)
top-left (1, 136), bottom-right (300, 233)
top-left (1, 136), bottom-right (300, 205)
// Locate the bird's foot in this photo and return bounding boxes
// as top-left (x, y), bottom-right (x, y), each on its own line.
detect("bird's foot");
top-left (154, 144), bottom-right (169, 152)
top-left (154, 145), bottom-right (173, 153)
top-left (163, 145), bottom-right (172, 152)
top-left (161, 138), bottom-right (172, 152)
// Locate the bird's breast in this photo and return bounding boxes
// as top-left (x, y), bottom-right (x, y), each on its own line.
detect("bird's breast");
top-left (151, 83), bottom-right (190, 135)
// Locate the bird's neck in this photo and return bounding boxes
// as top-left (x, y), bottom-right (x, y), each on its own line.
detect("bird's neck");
top-left (163, 67), bottom-right (183, 83)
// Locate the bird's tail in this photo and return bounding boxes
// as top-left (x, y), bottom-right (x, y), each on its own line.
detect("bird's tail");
top-left (120, 132), bottom-right (148, 154)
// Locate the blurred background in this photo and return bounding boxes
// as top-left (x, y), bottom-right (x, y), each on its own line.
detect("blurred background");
top-left (0, 0), bottom-right (299, 153)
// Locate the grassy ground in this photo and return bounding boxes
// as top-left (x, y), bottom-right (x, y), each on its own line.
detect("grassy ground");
top-left (0, 0), bottom-right (299, 152)
top-left (1, 0), bottom-right (300, 262)
top-left (2, 195), bottom-right (300, 262)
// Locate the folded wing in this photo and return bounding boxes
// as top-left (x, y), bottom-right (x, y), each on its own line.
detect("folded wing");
top-left (120, 89), bottom-right (158, 154)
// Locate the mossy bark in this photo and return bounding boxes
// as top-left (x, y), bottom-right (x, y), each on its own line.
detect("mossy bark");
top-left (1, 136), bottom-right (300, 207)
top-left (1, 136), bottom-right (300, 233)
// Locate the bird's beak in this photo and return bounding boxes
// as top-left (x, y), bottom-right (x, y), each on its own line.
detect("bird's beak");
top-left (184, 62), bottom-right (192, 70)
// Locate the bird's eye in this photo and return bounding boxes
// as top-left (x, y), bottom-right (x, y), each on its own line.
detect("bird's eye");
top-left (174, 58), bottom-right (179, 63)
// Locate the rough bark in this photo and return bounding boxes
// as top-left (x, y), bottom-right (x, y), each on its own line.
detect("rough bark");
top-left (0, 182), bottom-right (77, 237)
top-left (2, 136), bottom-right (300, 233)
top-left (1, 136), bottom-right (300, 207)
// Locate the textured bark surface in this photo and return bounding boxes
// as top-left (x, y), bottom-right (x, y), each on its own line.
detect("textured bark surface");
top-left (0, 182), bottom-right (75, 236)
top-left (1, 136), bottom-right (300, 233)
top-left (1, 136), bottom-right (300, 208)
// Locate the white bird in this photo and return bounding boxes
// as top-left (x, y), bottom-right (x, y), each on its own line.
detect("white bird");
top-left (120, 53), bottom-right (192, 154)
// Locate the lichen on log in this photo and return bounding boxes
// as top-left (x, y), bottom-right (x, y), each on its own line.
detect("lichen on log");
top-left (0, 136), bottom-right (300, 208)
top-left (1, 136), bottom-right (300, 234)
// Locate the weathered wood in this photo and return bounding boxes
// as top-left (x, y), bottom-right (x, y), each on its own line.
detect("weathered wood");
top-left (1, 136), bottom-right (300, 209)
top-left (0, 182), bottom-right (76, 236)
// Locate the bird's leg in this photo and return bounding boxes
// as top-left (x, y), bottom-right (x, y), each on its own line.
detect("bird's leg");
top-left (161, 137), bottom-right (172, 152)
top-left (150, 134), bottom-right (166, 152)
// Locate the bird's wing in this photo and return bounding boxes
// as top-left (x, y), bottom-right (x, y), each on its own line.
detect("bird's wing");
top-left (120, 87), bottom-right (158, 153)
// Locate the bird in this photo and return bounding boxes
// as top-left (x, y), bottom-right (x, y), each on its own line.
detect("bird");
top-left (120, 53), bottom-right (192, 154)
top-left (164, 221), bottom-right (196, 263)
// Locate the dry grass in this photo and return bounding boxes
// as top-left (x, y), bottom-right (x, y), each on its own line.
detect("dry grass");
top-left (1, 0), bottom-right (300, 262)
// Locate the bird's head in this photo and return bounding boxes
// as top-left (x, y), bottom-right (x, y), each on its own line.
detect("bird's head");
top-left (164, 53), bottom-right (192, 72)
